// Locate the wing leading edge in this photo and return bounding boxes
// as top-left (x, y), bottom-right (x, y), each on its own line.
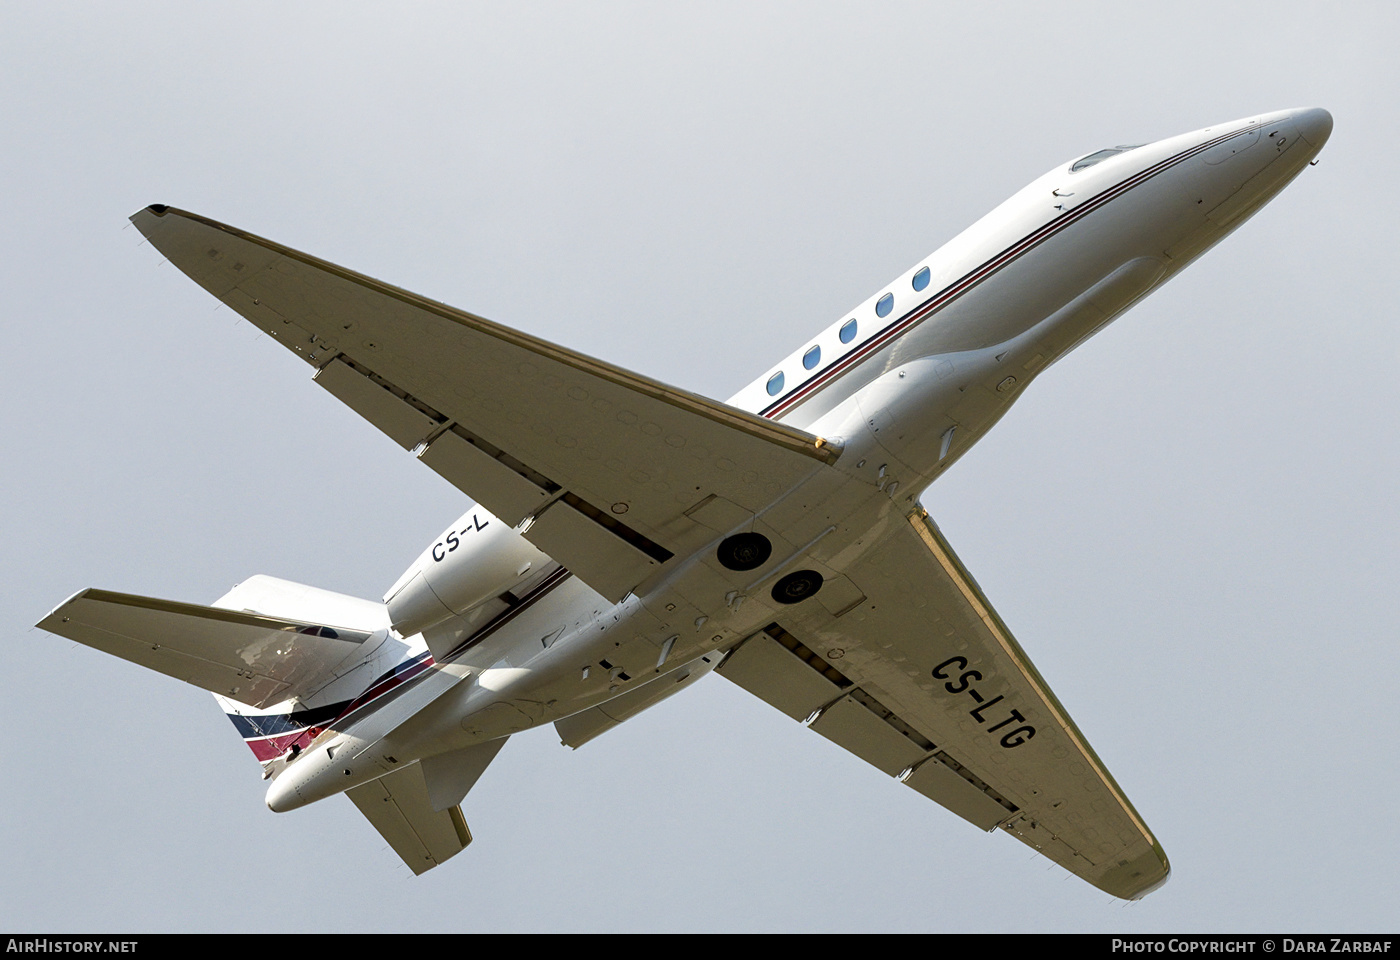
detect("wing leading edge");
top-left (716, 509), bottom-right (1170, 900)
top-left (131, 205), bottom-right (839, 603)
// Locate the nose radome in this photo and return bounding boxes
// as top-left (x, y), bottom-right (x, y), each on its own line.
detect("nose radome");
top-left (1293, 107), bottom-right (1333, 148)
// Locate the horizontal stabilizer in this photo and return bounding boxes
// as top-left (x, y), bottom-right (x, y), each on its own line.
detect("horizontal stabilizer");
top-left (420, 738), bottom-right (509, 812)
top-left (347, 763), bottom-right (472, 875)
top-left (37, 588), bottom-right (373, 709)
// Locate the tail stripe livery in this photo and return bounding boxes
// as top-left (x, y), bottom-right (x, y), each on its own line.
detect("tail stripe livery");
top-left (229, 565), bottom-right (572, 761)
top-left (228, 652), bottom-right (436, 761)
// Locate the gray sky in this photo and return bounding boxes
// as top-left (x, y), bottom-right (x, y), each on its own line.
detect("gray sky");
top-left (2, 1), bottom-right (1395, 933)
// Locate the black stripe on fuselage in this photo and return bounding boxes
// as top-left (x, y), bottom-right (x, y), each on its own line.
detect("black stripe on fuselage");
top-left (228, 701), bottom-right (350, 739)
top-left (430, 565), bottom-right (574, 665)
top-left (227, 566), bottom-right (574, 741)
top-left (320, 566), bottom-right (574, 733)
top-left (756, 126), bottom-right (1252, 420)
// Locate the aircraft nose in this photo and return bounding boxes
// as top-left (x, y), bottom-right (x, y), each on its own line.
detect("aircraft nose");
top-left (1293, 107), bottom-right (1333, 149)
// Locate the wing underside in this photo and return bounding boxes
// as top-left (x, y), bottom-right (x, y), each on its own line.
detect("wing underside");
top-left (131, 206), bottom-right (838, 602)
top-left (716, 509), bottom-right (1169, 900)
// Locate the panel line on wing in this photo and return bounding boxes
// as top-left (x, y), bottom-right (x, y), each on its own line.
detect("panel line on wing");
top-left (556, 492), bottom-right (674, 564)
top-left (330, 356), bottom-right (561, 494)
top-left (436, 423), bottom-right (561, 497)
top-left (743, 623), bottom-right (1022, 818)
top-left (760, 622), bottom-right (853, 690)
top-left (917, 751), bottom-right (1020, 818)
top-left (844, 687), bottom-right (935, 752)
top-left (322, 355), bottom-right (672, 570)
top-left (336, 355), bottom-right (448, 428)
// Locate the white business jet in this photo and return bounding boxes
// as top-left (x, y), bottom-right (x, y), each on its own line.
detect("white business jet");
top-left (39, 107), bottom-right (1331, 898)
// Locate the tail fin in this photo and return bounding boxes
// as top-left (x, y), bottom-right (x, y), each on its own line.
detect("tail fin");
top-left (38, 575), bottom-right (403, 771)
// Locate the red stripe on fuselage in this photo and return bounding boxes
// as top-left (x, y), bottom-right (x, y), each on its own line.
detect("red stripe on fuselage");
top-left (755, 127), bottom-right (1247, 420)
top-left (238, 567), bottom-right (574, 761)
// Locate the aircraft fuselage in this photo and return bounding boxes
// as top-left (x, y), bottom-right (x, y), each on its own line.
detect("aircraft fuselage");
top-left (264, 108), bottom-right (1330, 813)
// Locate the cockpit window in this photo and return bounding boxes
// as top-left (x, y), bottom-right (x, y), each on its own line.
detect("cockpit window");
top-left (1070, 144), bottom-right (1143, 173)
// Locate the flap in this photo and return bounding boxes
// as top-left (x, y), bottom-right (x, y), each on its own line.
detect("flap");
top-left (37, 588), bottom-right (371, 710)
top-left (716, 511), bottom-right (1170, 900)
top-left (130, 206), bottom-right (840, 601)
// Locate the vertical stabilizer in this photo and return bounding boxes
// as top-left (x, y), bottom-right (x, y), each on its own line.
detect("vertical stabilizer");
top-left (207, 575), bottom-right (414, 775)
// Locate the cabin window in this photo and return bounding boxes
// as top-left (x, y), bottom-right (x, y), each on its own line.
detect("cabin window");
top-left (803, 346), bottom-right (820, 370)
top-left (876, 293), bottom-right (894, 318)
top-left (912, 266), bottom-right (930, 291)
top-left (766, 371), bottom-right (785, 396)
top-left (839, 318), bottom-right (858, 343)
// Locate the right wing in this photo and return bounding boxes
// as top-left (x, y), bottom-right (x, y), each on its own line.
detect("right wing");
top-left (131, 206), bottom-right (839, 602)
top-left (715, 508), bottom-right (1170, 900)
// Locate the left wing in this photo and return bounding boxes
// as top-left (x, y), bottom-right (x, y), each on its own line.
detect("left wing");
top-left (715, 508), bottom-right (1170, 900)
top-left (131, 206), bottom-right (838, 602)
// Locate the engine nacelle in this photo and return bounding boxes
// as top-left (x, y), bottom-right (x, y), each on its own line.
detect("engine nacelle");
top-left (384, 506), bottom-right (549, 639)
